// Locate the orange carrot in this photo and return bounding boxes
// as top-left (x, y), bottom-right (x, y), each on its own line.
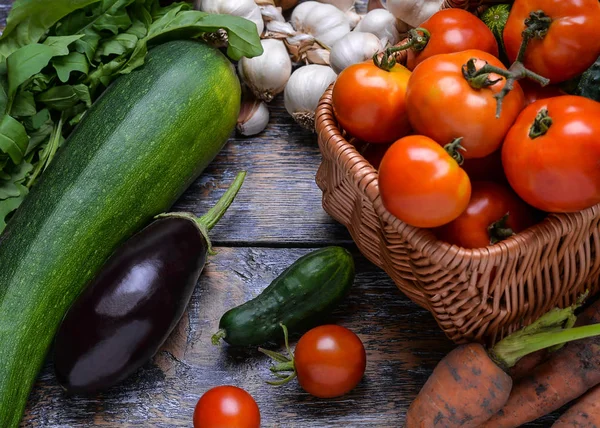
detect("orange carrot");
top-left (483, 298), bottom-right (600, 428)
top-left (552, 384), bottom-right (600, 427)
top-left (508, 349), bottom-right (548, 381)
top-left (407, 295), bottom-right (600, 428)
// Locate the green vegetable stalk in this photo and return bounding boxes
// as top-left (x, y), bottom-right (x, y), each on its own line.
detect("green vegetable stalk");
top-left (0, 0), bottom-right (263, 232)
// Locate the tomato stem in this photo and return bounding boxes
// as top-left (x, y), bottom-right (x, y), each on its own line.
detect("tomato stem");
top-left (529, 108), bottom-right (553, 139)
top-left (258, 324), bottom-right (298, 387)
top-left (444, 137), bottom-right (466, 165)
top-left (488, 213), bottom-right (515, 245)
top-left (373, 28), bottom-right (430, 71)
top-left (517, 10), bottom-right (552, 64)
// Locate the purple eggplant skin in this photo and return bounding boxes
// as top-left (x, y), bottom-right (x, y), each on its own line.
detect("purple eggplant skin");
top-left (53, 172), bottom-right (245, 394)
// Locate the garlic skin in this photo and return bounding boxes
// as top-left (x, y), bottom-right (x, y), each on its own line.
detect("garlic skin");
top-left (330, 32), bottom-right (383, 74)
top-left (237, 98), bottom-right (270, 136)
top-left (238, 39), bottom-right (292, 102)
top-left (290, 1), bottom-right (351, 47)
top-left (355, 9), bottom-right (402, 47)
top-left (284, 65), bottom-right (337, 131)
top-left (199, 0), bottom-right (265, 36)
top-left (385, 0), bottom-right (444, 28)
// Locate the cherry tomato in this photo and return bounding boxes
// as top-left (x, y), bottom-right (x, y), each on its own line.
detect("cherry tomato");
top-left (332, 61), bottom-right (412, 144)
top-left (193, 385), bottom-right (260, 428)
top-left (378, 135), bottom-right (472, 228)
top-left (503, 0), bottom-right (600, 83)
top-left (406, 9), bottom-right (499, 70)
top-left (406, 50), bottom-right (525, 159)
top-left (519, 79), bottom-right (565, 106)
top-left (461, 150), bottom-right (506, 184)
top-left (360, 142), bottom-right (393, 170)
top-left (435, 181), bottom-right (537, 249)
top-left (502, 95), bottom-right (600, 212)
top-left (295, 325), bottom-right (366, 398)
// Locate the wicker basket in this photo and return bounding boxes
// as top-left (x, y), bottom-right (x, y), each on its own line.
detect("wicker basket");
top-left (315, 4), bottom-right (600, 345)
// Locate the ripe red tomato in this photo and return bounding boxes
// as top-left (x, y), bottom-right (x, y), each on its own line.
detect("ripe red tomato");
top-left (519, 80), bottom-right (565, 106)
top-left (193, 386), bottom-right (260, 428)
top-left (378, 135), bottom-right (472, 228)
top-left (503, 0), bottom-right (600, 83)
top-left (294, 325), bottom-right (366, 398)
top-left (461, 150), bottom-right (506, 184)
top-left (435, 181), bottom-right (537, 249)
top-left (406, 9), bottom-right (499, 70)
top-left (502, 95), bottom-right (600, 212)
top-left (406, 50), bottom-right (525, 159)
top-left (332, 61), bottom-right (412, 144)
top-left (360, 142), bottom-right (393, 170)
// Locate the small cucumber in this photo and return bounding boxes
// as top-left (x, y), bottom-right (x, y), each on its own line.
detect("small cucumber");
top-left (481, 4), bottom-right (511, 65)
top-left (213, 247), bottom-right (355, 346)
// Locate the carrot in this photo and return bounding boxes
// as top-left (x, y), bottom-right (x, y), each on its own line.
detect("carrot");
top-left (508, 349), bottom-right (548, 381)
top-left (482, 297), bottom-right (600, 428)
top-left (552, 384), bottom-right (600, 427)
top-left (407, 295), bottom-right (600, 428)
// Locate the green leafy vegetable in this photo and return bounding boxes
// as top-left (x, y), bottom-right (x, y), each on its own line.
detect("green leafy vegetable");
top-left (0, 0), bottom-right (263, 232)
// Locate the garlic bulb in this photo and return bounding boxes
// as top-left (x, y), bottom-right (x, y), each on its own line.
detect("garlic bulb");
top-left (386, 0), bottom-right (444, 29)
top-left (199, 0), bottom-right (264, 36)
top-left (238, 39), bottom-right (292, 102)
top-left (284, 65), bottom-right (337, 131)
top-left (237, 97), bottom-right (270, 136)
top-left (330, 32), bottom-right (383, 74)
top-left (290, 1), bottom-right (351, 47)
top-left (355, 9), bottom-right (403, 47)
top-left (316, 0), bottom-right (355, 12)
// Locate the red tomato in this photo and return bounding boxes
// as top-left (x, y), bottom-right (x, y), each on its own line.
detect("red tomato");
top-left (406, 50), bottom-right (525, 159)
top-left (461, 150), bottom-right (506, 183)
top-left (503, 0), bottom-right (600, 83)
top-left (435, 181), bottom-right (537, 249)
top-left (519, 80), bottom-right (565, 106)
top-left (295, 325), bottom-right (366, 398)
top-left (193, 386), bottom-right (260, 428)
top-left (502, 96), bottom-right (600, 212)
top-left (360, 142), bottom-right (393, 170)
top-left (406, 9), bottom-right (499, 70)
top-left (332, 61), bottom-right (412, 144)
top-left (378, 135), bottom-right (472, 228)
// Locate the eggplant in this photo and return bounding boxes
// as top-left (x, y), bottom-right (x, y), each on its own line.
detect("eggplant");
top-left (53, 172), bottom-right (246, 394)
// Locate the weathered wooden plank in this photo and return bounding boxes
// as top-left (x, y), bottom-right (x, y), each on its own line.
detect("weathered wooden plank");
top-left (23, 247), bottom-right (559, 427)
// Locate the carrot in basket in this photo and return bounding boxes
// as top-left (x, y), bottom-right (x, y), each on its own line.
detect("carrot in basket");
top-left (407, 295), bottom-right (600, 428)
top-left (482, 297), bottom-right (600, 428)
top-left (552, 384), bottom-right (600, 427)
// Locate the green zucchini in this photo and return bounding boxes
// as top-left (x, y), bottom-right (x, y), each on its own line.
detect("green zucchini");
top-left (212, 247), bottom-right (355, 347)
top-left (574, 55), bottom-right (600, 102)
top-left (0, 40), bottom-right (240, 427)
top-left (481, 4), bottom-right (511, 65)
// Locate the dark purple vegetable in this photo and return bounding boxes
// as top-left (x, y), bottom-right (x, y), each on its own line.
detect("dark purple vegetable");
top-left (53, 172), bottom-right (246, 394)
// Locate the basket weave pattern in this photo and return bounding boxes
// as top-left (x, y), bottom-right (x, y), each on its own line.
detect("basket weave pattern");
top-left (315, 85), bottom-right (600, 344)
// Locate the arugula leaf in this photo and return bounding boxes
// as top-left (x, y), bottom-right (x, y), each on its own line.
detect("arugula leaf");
top-left (10, 91), bottom-right (36, 117)
top-left (0, 184), bottom-right (28, 232)
top-left (95, 33), bottom-right (138, 59)
top-left (52, 52), bottom-right (90, 83)
top-left (0, 0), bottom-right (102, 59)
top-left (93, 5), bottom-right (133, 35)
top-left (43, 35), bottom-right (85, 56)
top-left (36, 85), bottom-right (92, 111)
top-left (6, 44), bottom-right (58, 98)
top-left (74, 29), bottom-right (103, 63)
top-left (0, 114), bottom-right (28, 164)
top-left (0, 161), bottom-right (32, 231)
top-left (87, 55), bottom-right (128, 95)
top-left (23, 109), bottom-right (54, 154)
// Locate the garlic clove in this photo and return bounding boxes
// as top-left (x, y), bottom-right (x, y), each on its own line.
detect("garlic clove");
top-left (354, 8), bottom-right (402, 47)
top-left (386, 0), bottom-right (444, 29)
top-left (284, 64), bottom-right (337, 131)
top-left (260, 5), bottom-right (285, 23)
top-left (265, 20), bottom-right (296, 39)
top-left (305, 48), bottom-right (331, 66)
top-left (346, 10), bottom-right (362, 30)
top-left (290, 1), bottom-right (351, 48)
top-left (330, 31), bottom-right (383, 74)
top-left (238, 39), bottom-right (292, 103)
top-left (237, 96), bottom-right (270, 136)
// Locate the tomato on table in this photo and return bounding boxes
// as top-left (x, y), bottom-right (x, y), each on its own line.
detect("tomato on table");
top-left (332, 61), bottom-right (412, 144)
top-left (378, 135), bottom-right (472, 228)
top-left (406, 49), bottom-right (525, 160)
top-left (404, 8), bottom-right (499, 70)
top-left (294, 325), bottom-right (367, 399)
top-left (503, 0), bottom-right (600, 83)
top-left (435, 181), bottom-right (537, 249)
top-left (502, 95), bottom-right (600, 213)
top-left (193, 385), bottom-right (260, 428)
top-left (519, 79), bottom-right (564, 106)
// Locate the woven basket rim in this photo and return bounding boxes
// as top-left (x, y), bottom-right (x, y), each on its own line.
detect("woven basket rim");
top-left (316, 84), bottom-right (600, 266)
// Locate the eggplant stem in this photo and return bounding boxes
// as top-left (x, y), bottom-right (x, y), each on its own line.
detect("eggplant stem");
top-left (198, 171), bottom-right (247, 231)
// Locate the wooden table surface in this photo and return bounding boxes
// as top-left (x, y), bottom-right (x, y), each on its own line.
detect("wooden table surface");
top-left (0, 1), bottom-right (561, 426)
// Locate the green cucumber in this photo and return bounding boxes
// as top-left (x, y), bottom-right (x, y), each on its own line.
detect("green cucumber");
top-left (212, 247), bottom-right (355, 347)
top-left (0, 40), bottom-right (240, 427)
top-left (574, 55), bottom-right (600, 102)
top-left (481, 4), bottom-right (511, 65)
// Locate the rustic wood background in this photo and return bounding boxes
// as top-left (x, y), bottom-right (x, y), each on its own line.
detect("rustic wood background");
top-left (0, 1), bottom-right (561, 426)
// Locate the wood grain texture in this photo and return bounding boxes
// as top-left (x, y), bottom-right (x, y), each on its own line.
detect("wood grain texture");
top-left (0, 1), bottom-right (562, 426)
